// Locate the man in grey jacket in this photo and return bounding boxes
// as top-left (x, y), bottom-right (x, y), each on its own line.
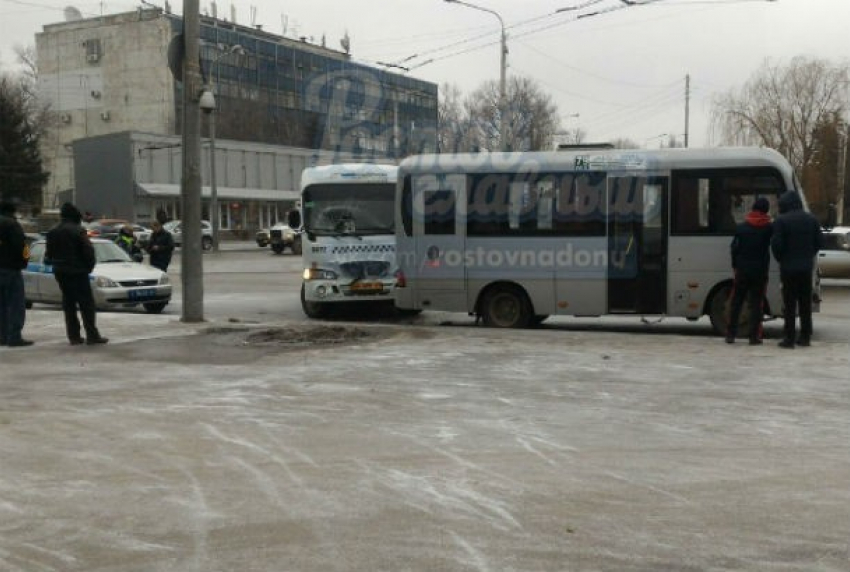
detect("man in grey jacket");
top-left (770, 191), bottom-right (823, 348)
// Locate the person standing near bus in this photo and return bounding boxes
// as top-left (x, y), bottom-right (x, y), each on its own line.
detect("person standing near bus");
top-left (0, 199), bottom-right (34, 347)
top-left (770, 190), bottom-right (823, 348)
top-left (726, 197), bottom-right (773, 345)
top-left (46, 203), bottom-right (108, 346)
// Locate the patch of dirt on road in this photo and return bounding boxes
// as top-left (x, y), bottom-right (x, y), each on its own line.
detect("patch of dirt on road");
top-left (242, 325), bottom-right (378, 347)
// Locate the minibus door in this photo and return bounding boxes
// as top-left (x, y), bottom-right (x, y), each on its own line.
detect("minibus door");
top-left (411, 173), bottom-right (468, 312)
top-left (607, 175), bottom-right (668, 314)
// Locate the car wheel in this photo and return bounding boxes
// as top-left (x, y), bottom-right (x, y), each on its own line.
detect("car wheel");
top-left (301, 284), bottom-right (328, 319)
top-left (202, 236), bottom-right (213, 251)
top-left (25, 300), bottom-right (33, 310)
top-left (480, 286), bottom-right (532, 328)
top-left (143, 302), bottom-right (168, 314)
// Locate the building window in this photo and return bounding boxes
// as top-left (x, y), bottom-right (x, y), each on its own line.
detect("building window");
top-left (84, 38), bottom-right (102, 63)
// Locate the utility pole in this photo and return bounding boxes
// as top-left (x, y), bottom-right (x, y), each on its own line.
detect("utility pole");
top-left (181, 0), bottom-right (204, 322)
top-left (498, 22), bottom-right (507, 151)
top-left (684, 74), bottom-right (690, 148)
top-left (444, 0), bottom-right (508, 151)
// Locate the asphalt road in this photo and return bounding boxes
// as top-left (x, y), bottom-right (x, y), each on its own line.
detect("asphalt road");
top-left (1, 247), bottom-right (848, 572)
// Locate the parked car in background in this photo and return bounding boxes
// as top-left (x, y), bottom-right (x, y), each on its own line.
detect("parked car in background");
top-left (818, 226), bottom-right (850, 278)
top-left (256, 228), bottom-right (271, 248)
top-left (159, 220), bottom-right (213, 250)
top-left (128, 224), bottom-right (152, 247)
top-left (23, 239), bottom-right (172, 313)
top-left (269, 222), bottom-right (301, 254)
top-left (84, 219), bottom-right (132, 240)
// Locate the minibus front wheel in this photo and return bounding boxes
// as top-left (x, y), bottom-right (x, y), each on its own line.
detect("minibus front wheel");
top-left (479, 284), bottom-right (533, 328)
top-left (707, 282), bottom-right (752, 337)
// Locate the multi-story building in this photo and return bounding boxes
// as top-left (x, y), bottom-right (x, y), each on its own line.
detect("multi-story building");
top-left (72, 130), bottom-right (379, 233)
top-left (36, 7), bottom-right (438, 212)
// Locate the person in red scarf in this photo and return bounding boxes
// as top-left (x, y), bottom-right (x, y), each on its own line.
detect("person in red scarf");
top-left (726, 197), bottom-right (773, 344)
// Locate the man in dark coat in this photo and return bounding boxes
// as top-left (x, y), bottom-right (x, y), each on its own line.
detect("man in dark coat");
top-left (45, 203), bottom-right (108, 345)
top-left (726, 197), bottom-right (773, 345)
top-left (0, 199), bottom-right (33, 346)
top-left (770, 190), bottom-right (824, 348)
top-left (145, 220), bottom-right (175, 271)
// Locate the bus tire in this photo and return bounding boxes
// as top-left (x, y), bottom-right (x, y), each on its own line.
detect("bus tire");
top-left (708, 283), bottom-right (752, 337)
top-left (480, 286), bottom-right (532, 328)
top-left (301, 284), bottom-right (328, 319)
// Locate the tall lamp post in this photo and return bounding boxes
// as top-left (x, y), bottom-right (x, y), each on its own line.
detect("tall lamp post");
top-left (444, 0), bottom-right (508, 151)
top-left (199, 44), bottom-right (244, 252)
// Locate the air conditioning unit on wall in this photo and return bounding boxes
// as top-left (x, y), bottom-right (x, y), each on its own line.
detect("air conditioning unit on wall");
top-left (59, 113), bottom-right (71, 123)
top-left (86, 53), bottom-right (100, 63)
top-left (100, 111), bottom-right (110, 121)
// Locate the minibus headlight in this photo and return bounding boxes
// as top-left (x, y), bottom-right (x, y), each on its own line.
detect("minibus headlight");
top-left (303, 267), bottom-right (337, 281)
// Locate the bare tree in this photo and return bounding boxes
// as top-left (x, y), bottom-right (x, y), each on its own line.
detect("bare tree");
top-left (609, 137), bottom-right (641, 149)
top-left (710, 56), bottom-right (849, 195)
top-left (437, 83), bottom-right (468, 153)
top-left (12, 45), bottom-right (53, 136)
top-left (450, 75), bottom-right (561, 153)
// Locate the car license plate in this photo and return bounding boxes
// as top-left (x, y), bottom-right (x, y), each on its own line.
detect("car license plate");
top-left (350, 281), bottom-right (383, 293)
top-left (129, 288), bottom-right (156, 301)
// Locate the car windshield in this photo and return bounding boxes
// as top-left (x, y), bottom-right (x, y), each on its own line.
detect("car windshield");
top-left (823, 232), bottom-right (850, 251)
top-left (93, 241), bottom-right (133, 263)
top-left (302, 183), bottom-right (395, 236)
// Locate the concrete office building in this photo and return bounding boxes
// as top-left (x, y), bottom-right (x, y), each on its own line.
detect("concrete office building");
top-left (73, 130), bottom-right (386, 235)
top-left (36, 7), bottom-right (438, 214)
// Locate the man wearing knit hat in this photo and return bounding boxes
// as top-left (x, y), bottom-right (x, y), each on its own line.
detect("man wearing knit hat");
top-left (726, 197), bottom-right (773, 345)
top-left (45, 202), bottom-right (108, 345)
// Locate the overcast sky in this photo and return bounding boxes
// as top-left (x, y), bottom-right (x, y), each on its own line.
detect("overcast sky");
top-left (1, 0), bottom-right (848, 148)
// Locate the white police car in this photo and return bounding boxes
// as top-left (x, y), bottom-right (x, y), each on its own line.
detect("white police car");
top-left (819, 226), bottom-right (850, 279)
top-left (24, 239), bottom-right (172, 313)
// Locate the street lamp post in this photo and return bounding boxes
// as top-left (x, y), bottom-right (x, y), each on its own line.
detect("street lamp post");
top-left (444, 0), bottom-right (508, 152)
top-left (200, 44), bottom-right (244, 252)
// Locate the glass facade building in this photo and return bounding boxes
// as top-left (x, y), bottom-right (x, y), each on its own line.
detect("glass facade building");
top-left (174, 15), bottom-right (438, 160)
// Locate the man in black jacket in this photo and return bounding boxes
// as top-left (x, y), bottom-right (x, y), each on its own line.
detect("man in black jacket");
top-left (726, 197), bottom-right (773, 345)
top-left (145, 220), bottom-right (174, 271)
top-left (770, 190), bottom-right (823, 348)
top-left (45, 203), bottom-right (108, 345)
top-left (0, 199), bottom-right (34, 346)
